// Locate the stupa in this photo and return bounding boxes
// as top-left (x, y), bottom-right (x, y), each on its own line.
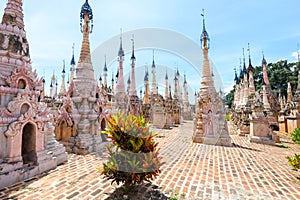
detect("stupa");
top-left (193, 11), bottom-right (232, 147)
top-left (0, 0), bottom-right (67, 189)
top-left (55, 0), bottom-right (107, 154)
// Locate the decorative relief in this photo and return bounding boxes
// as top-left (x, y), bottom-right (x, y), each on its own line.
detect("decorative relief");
top-left (0, 32), bottom-right (29, 56)
top-left (55, 96), bottom-right (75, 127)
top-left (5, 108), bottom-right (44, 138)
top-left (5, 64), bottom-right (42, 89)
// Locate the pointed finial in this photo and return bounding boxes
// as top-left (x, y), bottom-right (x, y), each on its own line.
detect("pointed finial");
top-left (242, 48), bottom-right (246, 70)
top-left (247, 43), bottom-right (251, 59)
top-left (131, 34), bottom-right (135, 60)
top-left (62, 60), bottom-right (66, 73)
top-left (152, 50), bottom-right (155, 67)
top-left (144, 65), bottom-right (149, 81)
top-left (238, 58), bottom-right (243, 79)
top-left (104, 55), bottom-right (108, 72)
top-left (201, 9), bottom-right (205, 25)
top-left (247, 43), bottom-right (253, 67)
top-left (118, 28), bottom-right (124, 57)
top-left (70, 43), bottom-right (76, 65)
top-left (165, 69), bottom-right (168, 80)
top-left (127, 75), bottom-right (131, 84)
top-left (262, 51), bottom-right (267, 65)
top-left (200, 9), bottom-right (210, 49)
top-left (80, 0), bottom-right (93, 33)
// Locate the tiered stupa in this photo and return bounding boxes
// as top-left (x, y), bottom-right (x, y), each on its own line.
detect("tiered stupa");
top-left (193, 12), bottom-right (231, 146)
top-left (55, 0), bottom-right (107, 154)
top-left (0, 0), bottom-right (67, 188)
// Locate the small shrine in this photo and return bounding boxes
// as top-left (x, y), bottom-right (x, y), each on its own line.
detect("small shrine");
top-left (193, 12), bottom-right (232, 147)
top-left (0, 0), bottom-right (67, 189)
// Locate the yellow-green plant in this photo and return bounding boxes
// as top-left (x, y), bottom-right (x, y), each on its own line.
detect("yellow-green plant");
top-left (287, 154), bottom-right (300, 171)
top-left (97, 112), bottom-right (163, 185)
top-left (291, 128), bottom-right (300, 145)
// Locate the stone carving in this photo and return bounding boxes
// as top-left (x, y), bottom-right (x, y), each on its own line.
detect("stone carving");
top-left (0, 33), bottom-right (29, 56)
top-left (6, 64), bottom-right (43, 90)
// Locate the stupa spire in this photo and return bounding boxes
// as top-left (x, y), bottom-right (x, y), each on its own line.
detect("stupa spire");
top-left (200, 9), bottom-right (210, 50)
top-left (103, 55), bottom-right (108, 86)
top-left (73, 0), bottom-right (96, 97)
top-left (111, 72), bottom-right (114, 94)
top-left (165, 70), bottom-right (169, 99)
top-left (116, 29), bottom-right (125, 93)
top-left (59, 60), bottom-right (66, 96)
top-left (262, 53), bottom-right (270, 85)
top-left (70, 43), bottom-right (76, 82)
top-left (199, 10), bottom-right (214, 95)
top-left (151, 50), bottom-right (157, 94)
top-left (144, 68), bottom-right (149, 104)
top-left (247, 43), bottom-right (253, 68)
top-left (78, 0), bottom-right (93, 64)
top-left (129, 35), bottom-right (137, 96)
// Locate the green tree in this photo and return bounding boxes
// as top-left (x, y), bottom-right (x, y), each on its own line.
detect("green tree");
top-left (225, 88), bottom-right (234, 109)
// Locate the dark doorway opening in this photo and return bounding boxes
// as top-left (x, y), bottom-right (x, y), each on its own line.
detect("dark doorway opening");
top-left (22, 123), bottom-right (37, 165)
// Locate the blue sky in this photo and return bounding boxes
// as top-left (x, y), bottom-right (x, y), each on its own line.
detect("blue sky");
top-left (1, 0), bottom-right (300, 98)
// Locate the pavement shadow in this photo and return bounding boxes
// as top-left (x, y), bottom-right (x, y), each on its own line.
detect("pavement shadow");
top-left (104, 183), bottom-right (169, 200)
top-left (232, 143), bottom-right (262, 152)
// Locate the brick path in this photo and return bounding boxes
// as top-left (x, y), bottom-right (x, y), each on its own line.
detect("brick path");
top-left (1, 121), bottom-right (300, 199)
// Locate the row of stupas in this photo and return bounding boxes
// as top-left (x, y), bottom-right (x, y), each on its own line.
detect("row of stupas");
top-left (37, 0), bottom-right (193, 155)
top-left (0, 0), bottom-right (228, 189)
top-left (0, 0), bottom-right (67, 189)
top-left (278, 55), bottom-right (300, 133)
top-left (44, 36), bottom-right (193, 129)
top-left (232, 49), bottom-right (280, 144)
top-left (231, 44), bottom-right (300, 143)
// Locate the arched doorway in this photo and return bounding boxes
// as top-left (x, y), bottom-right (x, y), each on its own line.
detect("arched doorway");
top-left (100, 119), bottom-right (107, 142)
top-left (22, 123), bottom-right (37, 165)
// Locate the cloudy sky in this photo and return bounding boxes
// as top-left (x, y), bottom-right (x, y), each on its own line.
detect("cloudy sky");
top-left (1, 0), bottom-right (300, 97)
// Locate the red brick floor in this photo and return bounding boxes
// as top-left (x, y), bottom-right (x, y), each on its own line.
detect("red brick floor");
top-left (1, 121), bottom-right (300, 199)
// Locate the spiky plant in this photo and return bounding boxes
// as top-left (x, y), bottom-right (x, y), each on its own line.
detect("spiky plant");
top-left (97, 112), bottom-right (163, 186)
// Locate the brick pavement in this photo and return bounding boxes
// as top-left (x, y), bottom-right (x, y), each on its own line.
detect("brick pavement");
top-left (1, 121), bottom-right (300, 200)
